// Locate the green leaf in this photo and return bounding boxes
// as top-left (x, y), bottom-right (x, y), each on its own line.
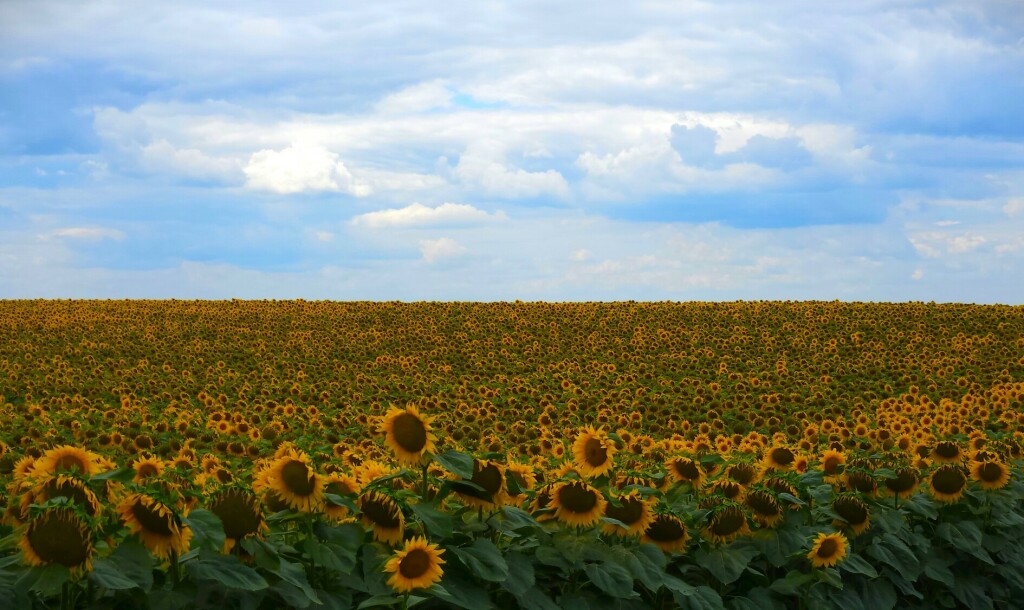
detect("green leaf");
top-left (694, 542), bottom-right (760, 585)
top-left (183, 509), bottom-right (226, 553)
top-left (951, 576), bottom-right (994, 610)
top-left (434, 449), bottom-right (475, 479)
top-left (27, 564), bottom-right (69, 597)
top-left (435, 562), bottom-right (496, 610)
top-left (768, 570), bottom-right (814, 597)
top-left (583, 561), bottom-right (635, 599)
top-left (89, 558), bottom-right (140, 590)
top-left (902, 494), bottom-right (938, 519)
top-left (777, 492), bottom-right (805, 506)
top-left (632, 544), bottom-right (667, 592)
top-left (809, 484), bottom-right (834, 505)
top-left (186, 552), bottom-right (269, 591)
top-left (324, 492), bottom-right (361, 515)
top-left (452, 539), bottom-right (508, 582)
top-left (503, 551), bottom-right (535, 597)
top-left (108, 538), bottom-right (154, 591)
top-left (937, 521), bottom-right (993, 564)
top-left (860, 579), bottom-right (897, 610)
top-left (515, 588), bottom-right (562, 610)
top-left (682, 585), bottom-right (726, 610)
top-left (410, 502), bottom-right (455, 539)
top-left (922, 553), bottom-right (955, 587)
top-left (272, 558), bottom-right (320, 605)
top-left (840, 553), bottom-right (878, 578)
top-left (497, 506), bottom-right (540, 531)
top-left (357, 594), bottom-right (403, 609)
top-left (813, 567), bottom-right (843, 589)
top-left (92, 466), bottom-right (136, 482)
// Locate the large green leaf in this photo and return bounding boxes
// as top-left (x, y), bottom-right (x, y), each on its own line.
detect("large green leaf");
top-left (89, 558), bottom-right (139, 590)
top-left (410, 502), bottom-right (455, 539)
top-left (583, 561), bottom-right (636, 599)
top-left (693, 542), bottom-right (760, 585)
top-left (186, 552), bottom-right (269, 591)
top-left (434, 449), bottom-right (475, 479)
top-left (434, 563), bottom-right (495, 610)
top-left (272, 558), bottom-right (320, 605)
top-left (451, 539), bottom-right (508, 582)
top-left (503, 550), bottom-right (535, 597)
top-left (515, 588), bottom-right (562, 610)
top-left (839, 553), bottom-right (878, 579)
top-left (183, 509), bottom-right (226, 553)
top-left (108, 538), bottom-right (155, 591)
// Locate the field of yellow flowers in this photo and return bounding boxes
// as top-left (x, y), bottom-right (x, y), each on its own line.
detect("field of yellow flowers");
top-left (1, 300), bottom-right (1023, 609)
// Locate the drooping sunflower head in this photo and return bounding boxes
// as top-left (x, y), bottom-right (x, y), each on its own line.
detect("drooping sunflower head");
top-left (358, 490), bottom-right (405, 545)
top-left (550, 480), bottom-right (607, 528)
top-left (807, 531), bottom-right (848, 568)
top-left (642, 513), bottom-right (688, 552)
top-left (971, 460), bottom-right (1011, 491)
top-left (930, 441), bottom-right (964, 464)
top-left (843, 467), bottom-right (878, 496)
top-left (323, 473), bottom-right (361, 521)
top-left (571, 426), bottom-right (616, 479)
top-left (208, 488), bottom-right (267, 551)
top-left (746, 489), bottom-right (783, 528)
top-left (454, 460), bottom-right (507, 509)
top-left (929, 464), bottom-right (968, 503)
top-left (882, 467), bottom-right (919, 499)
top-left (831, 494), bottom-right (871, 536)
top-left (382, 405), bottom-right (437, 466)
top-left (725, 462), bottom-right (761, 487)
top-left (383, 536), bottom-right (446, 593)
top-left (31, 445), bottom-right (100, 478)
top-left (133, 456), bottom-right (165, 484)
top-left (707, 479), bottom-right (746, 503)
top-left (703, 504), bottom-right (749, 544)
top-left (29, 474), bottom-right (103, 518)
top-left (116, 493), bottom-right (192, 560)
top-left (763, 446), bottom-right (796, 471)
top-left (18, 507), bottom-right (94, 575)
top-left (601, 489), bottom-right (655, 537)
top-left (257, 449), bottom-right (324, 513)
top-left (504, 461), bottom-right (537, 504)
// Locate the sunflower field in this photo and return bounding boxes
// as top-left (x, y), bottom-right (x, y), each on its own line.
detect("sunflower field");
top-left (1, 300), bottom-right (1023, 610)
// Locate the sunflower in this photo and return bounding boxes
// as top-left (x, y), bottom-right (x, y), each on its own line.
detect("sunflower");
top-left (970, 460), bottom-right (1011, 491)
top-left (208, 488), bottom-right (267, 553)
top-left (571, 426), bottom-right (616, 479)
top-left (831, 495), bottom-right (871, 536)
top-left (359, 490), bottom-right (405, 545)
top-left (665, 456), bottom-right (706, 488)
top-left (382, 405), bottom-right (437, 466)
top-left (928, 464), bottom-right (968, 503)
top-left (707, 480), bottom-right (746, 503)
top-left (642, 513), bottom-right (688, 552)
top-left (27, 474), bottom-right (103, 517)
top-left (453, 460), bottom-right (507, 509)
top-left (807, 532), bottom-right (848, 568)
top-left (18, 507), bottom-right (94, 575)
top-left (323, 473), bottom-right (361, 522)
top-left (746, 489), bottom-right (783, 528)
top-left (725, 462), bottom-right (760, 487)
top-left (763, 445), bottom-right (796, 471)
top-left (703, 504), bottom-right (749, 544)
top-left (550, 480), bottom-right (606, 528)
top-left (133, 456), bottom-right (165, 484)
top-left (504, 461), bottom-right (537, 506)
top-left (601, 489), bottom-right (655, 537)
top-left (529, 483), bottom-right (557, 522)
top-left (255, 449), bottom-right (324, 512)
top-left (31, 445), bottom-right (101, 478)
top-left (882, 467), bottom-right (919, 500)
top-left (930, 441), bottom-right (964, 464)
top-left (383, 536), bottom-right (445, 593)
top-left (117, 493), bottom-right (192, 560)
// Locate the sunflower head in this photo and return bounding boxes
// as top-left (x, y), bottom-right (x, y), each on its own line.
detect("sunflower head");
top-left (971, 460), bottom-right (1011, 491)
top-left (642, 513), bottom-right (688, 552)
top-left (882, 467), bottom-right (919, 499)
top-left (256, 449), bottom-right (324, 513)
top-left (550, 480), bottom-right (607, 528)
top-left (384, 536), bottom-right (445, 593)
top-left (209, 488), bottom-right (267, 551)
top-left (572, 426), bottom-right (616, 479)
top-left (763, 446), bottom-right (796, 471)
top-left (807, 531), bottom-right (848, 568)
top-left (746, 489), bottom-right (783, 528)
top-left (703, 503), bottom-right (749, 544)
top-left (359, 490), bottom-right (405, 545)
top-left (831, 494), bottom-right (871, 536)
top-left (454, 460), bottom-right (507, 509)
top-left (382, 405), bottom-right (437, 466)
top-left (31, 446), bottom-right (100, 478)
top-left (19, 507), bottom-right (94, 575)
top-left (116, 493), bottom-right (192, 560)
top-left (929, 464), bottom-right (968, 503)
top-left (930, 441), bottom-right (964, 464)
top-left (601, 489), bottom-right (655, 537)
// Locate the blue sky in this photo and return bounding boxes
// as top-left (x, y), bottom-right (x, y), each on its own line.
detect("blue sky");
top-left (1, 1), bottom-right (1023, 302)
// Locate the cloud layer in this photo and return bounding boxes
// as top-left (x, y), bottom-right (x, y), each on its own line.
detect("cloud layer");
top-left (1, 1), bottom-right (1022, 301)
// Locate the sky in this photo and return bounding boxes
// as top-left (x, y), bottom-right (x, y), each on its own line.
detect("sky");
top-left (1, 1), bottom-right (1023, 302)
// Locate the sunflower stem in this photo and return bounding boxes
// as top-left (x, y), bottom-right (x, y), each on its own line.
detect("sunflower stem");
top-left (170, 549), bottom-right (180, 587)
top-left (421, 464), bottom-right (429, 502)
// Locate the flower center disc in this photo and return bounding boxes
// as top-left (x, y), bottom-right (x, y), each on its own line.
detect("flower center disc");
top-left (817, 537), bottom-right (839, 558)
top-left (130, 500), bottom-right (175, 537)
top-left (646, 515), bottom-right (685, 542)
top-left (559, 482), bottom-right (597, 513)
top-left (711, 507), bottom-right (745, 537)
top-left (28, 511), bottom-right (90, 567)
top-left (399, 549), bottom-right (430, 579)
top-left (392, 413), bottom-right (427, 453)
top-left (672, 459), bottom-right (701, 480)
top-left (605, 497), bottom-right (644, 525)
top-left (583, 438), bottom-right (607, 467)
top-left (362, 495), bottom-right (402, 528)
top-left (472, 464), bottom-right (503, 496)
top-left (211, 490), bottom-right (262, 540)
top-left (932, 467), bottom-right (966, 494)
top-left (978, 462), bottom-right (1004, 483)
top-left (281, 460), bottom-right (316, 496)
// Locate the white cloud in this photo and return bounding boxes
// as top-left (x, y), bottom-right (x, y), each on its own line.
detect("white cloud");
top-left (419, 237), bottom-right (466, 263)
top-left (244, 145), bottom-right (371, 195)
top-left (452, 144), bottom-right (570, 199)
top-left (909, 232), bottom-right (988, 258)
top-left (376, 81), bottom-right (453, 114)
top-left (351, 202), bottom-right (501, 228)
top-left (141, 139), bottom-right (243, 182)
top-left (47, 227), bottom-right (125, 241)
top-left (313, 230), bottom-right (334, 242)
top-left (1005, 198), bottom-right (1024, 217)
top-left (570, 249), bottom-right (591, 262)
top-left (912, 269), bottom-right (924, 280)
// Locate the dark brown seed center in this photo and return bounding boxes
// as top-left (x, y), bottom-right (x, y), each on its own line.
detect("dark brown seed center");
top-left (559, 482), bottom-right (597, 513)
top-left (399, 549), bottom-right (430, 579)
top-left (392, 413), bottom-right (427, 453)
top-left (583, 438), bottom-right (608, 467)
top-left (281, 460), bottom-right (316, 496)
top-left (131, 500), bottom-right (175, 537)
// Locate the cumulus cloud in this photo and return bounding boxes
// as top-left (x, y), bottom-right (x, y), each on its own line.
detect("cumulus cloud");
top-left (376, 81), bottom-right (453, 114)
top-left (451, 145), bottom-right (570, 199)
top-left (141, 139), bottom-right (243, 182)
top-left (244, 145), bottom-right (371, 195)
top-left (419, 237), bottom-right (466, 263)
top-left (351, 202), bottom-right (501, 228)
top-left (1005, 198), bottom-right (1024, 217)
